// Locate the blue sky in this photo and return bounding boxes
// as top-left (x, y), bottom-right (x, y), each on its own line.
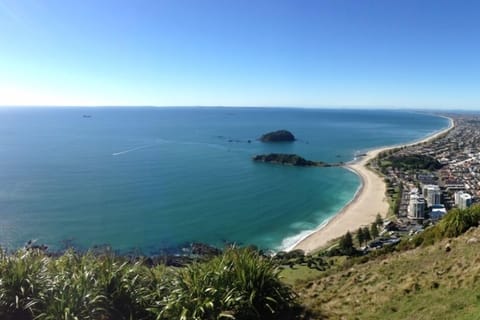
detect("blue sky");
top-left (0, 0), bottom-right (479, 108)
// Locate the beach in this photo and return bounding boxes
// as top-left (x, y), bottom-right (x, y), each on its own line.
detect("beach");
top-left (293, 116), bottom-right (455, 254)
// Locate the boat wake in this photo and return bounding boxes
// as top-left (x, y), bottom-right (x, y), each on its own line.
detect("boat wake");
top-left (112, 138), bottom-right (250, 156)
top-left (112, 144), bottom-right (156, 156)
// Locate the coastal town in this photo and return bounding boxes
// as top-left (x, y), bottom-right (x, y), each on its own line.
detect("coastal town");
top-left (293, 113), bottom-right (480, 254)
top-left (358, 113), bottom-right (480, 250)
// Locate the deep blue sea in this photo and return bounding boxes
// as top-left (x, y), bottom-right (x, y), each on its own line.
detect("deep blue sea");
top-left (0, 108), bottom-right (448, 254)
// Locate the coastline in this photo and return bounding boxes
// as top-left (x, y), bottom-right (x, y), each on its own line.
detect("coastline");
top-left (292, 116), bottom-right (455, 254)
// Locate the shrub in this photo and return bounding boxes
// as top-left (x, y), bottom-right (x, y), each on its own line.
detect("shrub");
top-left (0, 249), bottom-right (49, 319)
top-left (0, 248), bottom-right (297, 320)
top-left (156, 248), bottom-right (296, 320)
top-left (439, 207), bottom-right (479, 238)
top-left (398, 206), bottom-right (480, 251)
top-left (37, 251), bottom-right (110, 319)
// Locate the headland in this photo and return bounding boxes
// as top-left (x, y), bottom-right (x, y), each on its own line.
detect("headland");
top-left (252, 153), bottom-right (337, 167)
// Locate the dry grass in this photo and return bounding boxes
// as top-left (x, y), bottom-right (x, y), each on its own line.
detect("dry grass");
top-left (293, 226), bottom-right (480, 319)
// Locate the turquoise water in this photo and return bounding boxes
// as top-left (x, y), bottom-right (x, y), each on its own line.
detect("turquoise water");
top-left (0, 108), bottom-right (448, 253)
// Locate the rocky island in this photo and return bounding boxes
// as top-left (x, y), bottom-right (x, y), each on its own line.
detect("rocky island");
top-left (259, 130), bottom-right (295, 142)
top-left (253, 153), bottom-right (334, 167)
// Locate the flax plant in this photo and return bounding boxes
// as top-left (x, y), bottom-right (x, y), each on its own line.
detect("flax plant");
top-left (0, 249), bottom-right (49, 319)
top-left (36, 250), bottom-right (109, 320)
top-left (0, 247), bottom-right (296, 320)
top-left (156, 248), bottom-right (296, 320)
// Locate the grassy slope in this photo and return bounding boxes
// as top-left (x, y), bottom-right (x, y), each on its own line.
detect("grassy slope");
top-left (291, 227), bottom-right (480, 319)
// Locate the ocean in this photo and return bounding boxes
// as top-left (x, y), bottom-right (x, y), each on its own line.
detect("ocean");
top-left (0, 107), bottom-right (449, 254)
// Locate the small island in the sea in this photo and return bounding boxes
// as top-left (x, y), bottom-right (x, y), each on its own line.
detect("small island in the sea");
top-left (253, 153), bottom-right (333, 167)
top-left (259, 129), bottom-right (295, 142)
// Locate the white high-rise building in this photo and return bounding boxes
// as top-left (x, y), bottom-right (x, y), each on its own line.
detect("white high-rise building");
top-left (408, 192), bottom-right (426, 220)
top-left (455, 191), bottom-right (472, 209)
top-left (454, 191), bottom-right (463, 206)
top-left (422, 184), bottom-right (441, 207)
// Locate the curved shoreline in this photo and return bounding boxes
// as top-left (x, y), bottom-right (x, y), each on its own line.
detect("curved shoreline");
top-left (292, 115), bottom-right (455, 254)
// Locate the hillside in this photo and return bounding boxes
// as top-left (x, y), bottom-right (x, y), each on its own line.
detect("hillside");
top-left (3, 207), bottom-right (480, 319)
top-left (292, 226), bottom-right (480, 319)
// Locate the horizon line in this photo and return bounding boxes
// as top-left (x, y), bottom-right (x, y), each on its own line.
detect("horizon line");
top-left (0, 105), bottom-right (469, 111)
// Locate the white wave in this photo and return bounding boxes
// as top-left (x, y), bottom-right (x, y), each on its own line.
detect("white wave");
top-left (277, 217), bottom-right (333, 252)
top-left (277, 230), bottom-right (315, 252)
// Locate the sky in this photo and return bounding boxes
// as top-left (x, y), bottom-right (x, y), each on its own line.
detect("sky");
top-left (0, 0), bottom-right (479, 109)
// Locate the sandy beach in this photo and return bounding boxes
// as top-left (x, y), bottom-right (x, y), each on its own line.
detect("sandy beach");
top-left (293, 116), bottom-right (455, 254)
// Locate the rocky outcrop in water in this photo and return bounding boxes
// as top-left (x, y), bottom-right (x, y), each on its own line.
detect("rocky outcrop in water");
top-left (259, 130), bottom-right (295, 142)
top-left (252, 153), bottom-right (332, 167)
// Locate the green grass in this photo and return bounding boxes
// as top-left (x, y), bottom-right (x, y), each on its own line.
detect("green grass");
top-left (293, 221), bottom-right (480, 319)
top-left (371, 287), bottom-right (480, 320)
top-left (380, 160), bottom-right (392, 167)
top-left (279, 265), bottom-right (324, 286)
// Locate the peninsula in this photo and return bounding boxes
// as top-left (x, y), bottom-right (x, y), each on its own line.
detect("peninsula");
top-left (252, 153), bottom-right (334, 167)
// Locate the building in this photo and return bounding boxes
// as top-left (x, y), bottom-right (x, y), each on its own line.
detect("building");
top-left (455, 191), bottom-right (472, 209)
top-left (430, 204), bottom-right (447, 221)
top-left (422, 184), bottom-right (442, 207)
top-left (417, 173), bottom-right (437, 185)
top-left (408, 191), bottom-right (426, 220)
top-left (444, 181), bottom-right (465, 192)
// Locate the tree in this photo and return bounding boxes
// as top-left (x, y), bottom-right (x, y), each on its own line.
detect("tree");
top-left (375, 213), bottom-right (384, 226)
top-left (339, 231), bottom-right (355, 255)
top-left (370, 222), bottom-right (379, 239)
top-left (356, 228), bottom-right (365, 246)
top-left (363, 227), bottom-right (372, 242)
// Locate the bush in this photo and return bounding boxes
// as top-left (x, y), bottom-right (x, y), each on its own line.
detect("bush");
top-left (0, 248), bottom-right (297, 320)
top-left (398, 206), bottom-right (480, 251)
top-left (0, 249), bottom-right (49, 319)
top-left (157, 248), bottom-right (297, 320)
top-left (439, 207), bottom-right (479, 238)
